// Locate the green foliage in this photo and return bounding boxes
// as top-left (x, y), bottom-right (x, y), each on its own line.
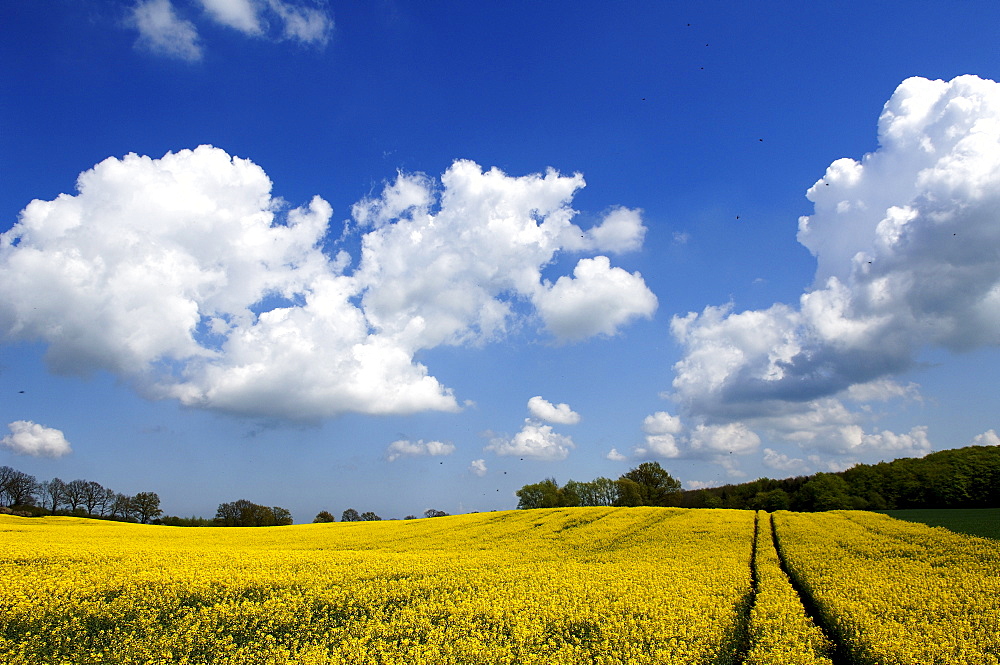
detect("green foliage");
top-left (341, 508), bottom-right (361, 522)
top-left (516, 463), bottom-right (683, 509)
top-left (360, 511), bottom-right (381, 521)
top-left (313, 511), bottom-right (336, 523)
top-left (675, 444), bottom-right (1000, 512)
top-left (620, 462), bottom-right (682, 506)
top-left (749, 488), bottom-right (790, 512)
top-left (793, 474), bottom-right (857, 512)
top-left (576, 477), bottom-right (618, 506)
top-left (516, 478), bottom-right (565, 509)
top-left (613, 477), bottom-right (643, 507)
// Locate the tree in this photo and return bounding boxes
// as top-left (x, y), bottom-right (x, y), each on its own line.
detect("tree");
top-left (515, 478), bottom-right (563, 509)
top-left (0, 467), bottom-right (37, 507)
top-left (214, 500), bottom-right (240, 526)
top-left (360, 511), bottom-right (381, 521)
top-left (83, 481), bottom-right (107, 516)
top-left (63, 479), bottom-right (89, 513)
top-left (560, 480), bottom-right (584, 507)
top-left (99, 487), bottom-right (116, 517)
top-left (750, 488), bottom-right (791, 512)
top-left (313, 511), bottom-right (336, 523)
top-left (341, 508), bottom-right (361, 522)
top-left (575, 477), bottom-right (618, 507)
top-left (620, 462), bottom-right (682, 506)
top-left (614, 477), bottom-right (644, 507)
top-left (272, 506), bottom-right (293, 526)
top-left (214, 499), bottom-right (287, 527)
top-left (132, 492), bottom-right (163, 524)
top-left (702, 493), bottom-right (724, 509)
top-left (39, 477), bottom-right (66, 513)
top-left (423, 509), bottom-right (449, 518)
top-left (0, 466), bottom-right (11, 505)
top-left (109, 493), bottom-right (133, 521)
top-left (794, 474), bottom-right (855, 512)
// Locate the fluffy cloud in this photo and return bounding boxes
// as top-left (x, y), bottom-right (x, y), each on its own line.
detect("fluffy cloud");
top-left (534, 256), bottom-right (656, 340)
top-left (1, 421), bottom-right (72, 458)
top-left (559, 206), bottom-right (647, 254)
top-left (352, 160), bottom-right (654, 348)
top-left (664, 75), bottom-right (1000, 464)
top-left (0, 148), bottom-right (653, 420)
top-left (689, 422), bottom-right (761, 455)
top-left (606, 448), bottom-right (627, 461)
top-left (131, 0), bottom-right (202, 61)
top-left (526, 396), bottom-right (580, 425)
top-left (385, 439), bottom-right (455, 462)
top-left (485, 420), bottom-right (575, 461)
top-left (469, 458), bottom-right (488, 476)
top-left (973, 429), bottom-right (1000, 446)
top-left (636, 411), bottom-right (683, 458)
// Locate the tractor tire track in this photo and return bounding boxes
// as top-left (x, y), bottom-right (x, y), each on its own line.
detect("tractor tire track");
top-left (769, 513), bottom-right (856, 665)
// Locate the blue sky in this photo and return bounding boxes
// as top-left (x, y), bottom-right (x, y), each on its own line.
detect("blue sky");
top-left (3, 1), bottom-right (1000, 522)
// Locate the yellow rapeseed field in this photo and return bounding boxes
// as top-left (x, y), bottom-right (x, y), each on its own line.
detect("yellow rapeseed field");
top-left (1, 508), bottom-right (755, 665)
top-left (744, 512), bottom-right (832, 665)
top-left (2, 508), bottom-right (997, 664)
top-left (774, 510), bottom-right (1000, 665)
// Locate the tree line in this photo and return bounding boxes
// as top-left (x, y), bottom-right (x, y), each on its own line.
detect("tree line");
top-left (313, 508), bottom-right (450, 522)
top-left (0, 465), bottom-right (294, 527)
top-left (0, 466), bottom-right (163, 523)
top-left (515, 445), bottom-right (1000, 512)
top-left (674, 444), bottom-right (1000, 511)
top-left (1, 464), bottom-right (452, 526)
top-left (515, 461), bottom-right (682, 509)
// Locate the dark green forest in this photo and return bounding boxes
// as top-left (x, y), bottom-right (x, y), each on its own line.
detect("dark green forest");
top-left (516, 445), bottom-right (1000, 511)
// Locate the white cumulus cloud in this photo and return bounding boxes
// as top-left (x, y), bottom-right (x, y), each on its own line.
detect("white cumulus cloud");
top-left (635, 411), bottom-right (684, 458)
top-left (0, 148), bottom-right (653, 422)
top-left (1, 421), bottom-right (72, 458)
top-left (469, 458), bottom-right (488, 476)
top-left (606, 448), bottom-right (627, 461)
top-left (385, 439), bottom-right (455, 462)
top-left (664, 75), bottom-right (1000, 464)
top-left (973, 429), bottom-right (1000, 446)
top-left (526, 396), bottom-right (580, 425)
top-left (352, 160), bottom-right (654, 349)
top-left (485, 419), bottom-right (575, 461)
top-left (534, 256), bottom-right (657, 341)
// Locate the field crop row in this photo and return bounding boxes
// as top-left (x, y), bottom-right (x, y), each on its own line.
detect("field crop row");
top-left (774, 510), bottom-right (1000, 665)
top-left (1, 508), bottom-right (996, 664)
